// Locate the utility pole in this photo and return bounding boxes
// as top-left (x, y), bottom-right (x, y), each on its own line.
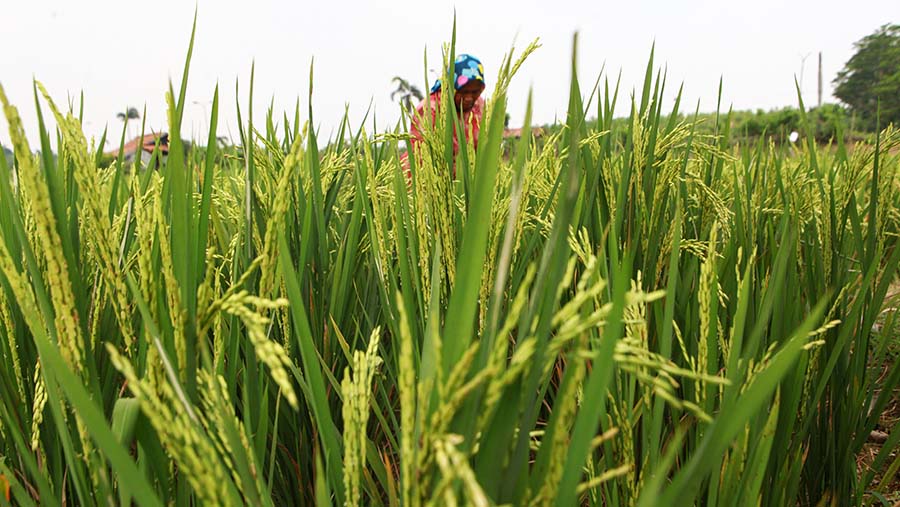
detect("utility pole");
top-left (817, 52), bottom-right (823, 108)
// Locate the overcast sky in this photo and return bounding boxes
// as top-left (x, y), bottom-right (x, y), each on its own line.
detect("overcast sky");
top-left (0, 0), bottom-right (895, 148)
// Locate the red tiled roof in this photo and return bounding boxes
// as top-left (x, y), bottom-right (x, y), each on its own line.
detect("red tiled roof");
top-left (106, 132), bottom-right (169, 158)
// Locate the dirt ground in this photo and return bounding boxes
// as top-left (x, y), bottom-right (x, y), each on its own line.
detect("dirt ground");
top-left (857, 281), bottom-right (900, 503)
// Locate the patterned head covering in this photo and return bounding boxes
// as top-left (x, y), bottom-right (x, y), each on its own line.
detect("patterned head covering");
top-left (431, 54), bottom-right (485, 94)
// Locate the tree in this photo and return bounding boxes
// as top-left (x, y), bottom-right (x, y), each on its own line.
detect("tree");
top-left (116, 107), bottom-right (140, 122)
top-left (390, 77), bottom-right (424, 113)
top-left (833, 23), bottom-right (900, 130)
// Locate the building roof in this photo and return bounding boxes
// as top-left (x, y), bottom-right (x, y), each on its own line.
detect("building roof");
top-left (106, 132), bottom-right (169, 158)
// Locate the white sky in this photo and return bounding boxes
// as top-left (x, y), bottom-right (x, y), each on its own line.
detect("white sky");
top-left (0, 0), bottom-right (896, 148)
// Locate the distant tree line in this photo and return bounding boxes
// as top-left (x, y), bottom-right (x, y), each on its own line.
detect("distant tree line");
top-left (834, 23), bottom-right (900, 131)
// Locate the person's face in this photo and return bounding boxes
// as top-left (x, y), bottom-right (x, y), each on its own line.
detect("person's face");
top-left (454, 80), bottom-right (485, 113)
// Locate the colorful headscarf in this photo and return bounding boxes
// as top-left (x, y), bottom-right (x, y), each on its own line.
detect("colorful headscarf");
top-left (430, 54), bottom-right (485, 93)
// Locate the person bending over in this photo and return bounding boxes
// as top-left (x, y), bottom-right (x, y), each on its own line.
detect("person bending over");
top-left (401, 53), bottom-right (486, 176)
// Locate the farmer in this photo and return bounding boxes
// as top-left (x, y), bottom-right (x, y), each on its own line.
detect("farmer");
top-left (401, 53), bottom-right (486, 176)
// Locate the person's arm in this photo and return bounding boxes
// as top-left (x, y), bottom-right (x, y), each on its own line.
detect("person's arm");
top-left (401, 96), bottom-right (433, 174)
top-left (468, 97), bottom-right (485, 152)
top-left (410, 93), bottom-right (439, 147)
top-left (409, 107), bottom-right (424, 148)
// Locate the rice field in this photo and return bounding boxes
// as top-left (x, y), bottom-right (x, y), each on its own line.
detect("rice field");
top-left (1, 25), bottom-right (900, 506)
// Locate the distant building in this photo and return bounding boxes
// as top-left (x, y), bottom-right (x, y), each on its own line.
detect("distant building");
top-left (105, 132), bottom-right (169, 166)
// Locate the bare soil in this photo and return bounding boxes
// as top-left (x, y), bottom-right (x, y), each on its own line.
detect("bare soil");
top-left (857, 281), bottom-right (900, 503)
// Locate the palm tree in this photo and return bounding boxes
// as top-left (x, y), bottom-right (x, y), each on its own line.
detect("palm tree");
top-left (116, 107), bottom-right (141, 142)
top-left (116, 107), bottom-right (140, 122)
top-left (390, 77), bottom-right (424, 113)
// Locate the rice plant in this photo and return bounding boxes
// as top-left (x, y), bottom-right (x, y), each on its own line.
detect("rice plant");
top-left (1, 18), bottom-right (899, 506)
